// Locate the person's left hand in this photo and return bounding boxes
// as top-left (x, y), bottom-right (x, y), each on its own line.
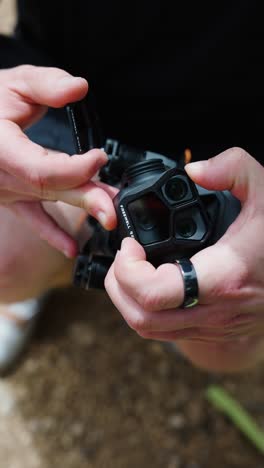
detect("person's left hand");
top-left (104, 148), bottom-right (264, 371)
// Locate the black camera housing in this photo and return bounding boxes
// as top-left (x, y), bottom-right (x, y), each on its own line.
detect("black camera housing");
top-left (66, 101), bottom-right (241, 290)
top-left (113, 159), bottom-right (212, 266)
top-left (73, 142), bottom-right (240, 290)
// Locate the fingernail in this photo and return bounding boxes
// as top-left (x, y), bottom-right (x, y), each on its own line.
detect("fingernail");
top-left (185, 161), bottom-right (206, 177)
top-left (100, 150), bottom-right (108, 161)
top-left (97, 211), bottom-right (107, 226)
top-left (121, 237), bottom-right (131, 249)
top-left (63, 249), bottom-right (77, 260)
top-left (96, 156), bottom-right (108, 170)
top-left (63, 249), bottom-right (72, 259)
top-left (60, 76), bottom-right (87, 88)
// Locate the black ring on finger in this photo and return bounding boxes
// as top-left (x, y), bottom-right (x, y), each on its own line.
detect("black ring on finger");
top-left (175, 259), bottom-right (199, 309)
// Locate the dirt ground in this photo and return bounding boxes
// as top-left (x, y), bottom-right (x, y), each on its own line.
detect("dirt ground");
top-left (0, 2), bottom-right (264, 467)
top-left (0, 287), bottom-right (263, 468)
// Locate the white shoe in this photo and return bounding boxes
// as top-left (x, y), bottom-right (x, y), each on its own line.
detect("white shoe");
top-left (0, 299), bottom-right (39, 375)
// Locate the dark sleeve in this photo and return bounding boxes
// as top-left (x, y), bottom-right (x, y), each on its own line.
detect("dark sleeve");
top-left (0, 33), bottom-right (53, 68)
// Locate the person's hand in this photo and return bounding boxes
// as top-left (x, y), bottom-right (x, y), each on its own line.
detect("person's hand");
top-left (0, 65), bottom-right (117, 257)
top-left (105, 147), bottom-right (264, 372)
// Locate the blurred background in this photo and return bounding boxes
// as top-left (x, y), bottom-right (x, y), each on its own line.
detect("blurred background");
top-left (0, 1), bottom-right (264, 467)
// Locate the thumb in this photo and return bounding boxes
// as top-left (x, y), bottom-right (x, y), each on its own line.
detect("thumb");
top-left (185, 147), bottom-right (264, 202)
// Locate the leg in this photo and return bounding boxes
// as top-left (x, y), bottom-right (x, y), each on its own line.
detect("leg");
top-left (0, 202), bottom-right (87, 303)
top-left (0, 201), bottom-right (88, 373)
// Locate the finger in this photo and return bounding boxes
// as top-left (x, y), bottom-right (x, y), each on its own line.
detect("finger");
top-left (0, 83), bottom-right (47, 129)
top-left (114, 237), bottom-right (252, 313)
top-left (0, 168), bottom-right (43, 195)
top-left (11, 201), bottom-right (78, 257)
top-left (36, 158), bottom-right (118, 230)
top-left (12, 65), bottom-right (88, 108)
top-left (0, 150), bottom-right (117, 230)
top-left (2, 65), bottom-right (88, 129)
top-left (106, 261), bottom-right (242, 335)
top-left (53, 181), bottom-right (117, 230)
top-left (95, 181), bottom-right (119, 199)
top-left (185, 147), bottom-right (264, 202)
top-left (0, 189), bottom-right (36, 203)
top-left (106, 255), bottom-right (257, 334)
top-left (0, 120), bottom-right (108, 190)
top-left (105, 262), bottom-right (188, 333)
top-left (113, 237), bottom-right (184, 311)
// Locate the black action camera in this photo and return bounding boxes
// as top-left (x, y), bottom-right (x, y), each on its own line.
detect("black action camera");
top-left (66, 100), bottom-right (241, 290)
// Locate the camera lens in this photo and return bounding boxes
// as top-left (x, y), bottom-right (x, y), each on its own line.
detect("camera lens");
top-left (128, 194), bottom-right (170, 245)
top-left (164, 177), bottom-right (188, 202)
top-left (136, 211), bottom-right (156, 231)
top-left (176, 218), bottom-right (197, 238)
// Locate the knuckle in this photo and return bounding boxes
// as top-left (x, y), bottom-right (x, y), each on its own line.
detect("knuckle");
top-left (15, 64), bottom-right (35, 75)
top-left (27, 168), bottom-right (44, 192)
top-left (26, 150), bottom-right (50, 194)
top-left (140, 288), bottom-right (161, 312)
top-left (73, 195), bottom-right (87, 211)
top-left (210, 259), bottom-right (250, 301)
top-left (228, 147), bottom-right (250, 166)
top-left (208, 146), bottom-right (250, 170)
top-left (225, 259), bottom-right (250, 298)
top-left (206, 244), bottom-right (251, 303)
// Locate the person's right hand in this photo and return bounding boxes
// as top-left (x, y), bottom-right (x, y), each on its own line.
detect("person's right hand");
top-left (0, 65), bottom-right (117, 257)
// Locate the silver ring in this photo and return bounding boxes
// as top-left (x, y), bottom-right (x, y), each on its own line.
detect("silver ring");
top-left (176, 259), bottom-right (199, 308)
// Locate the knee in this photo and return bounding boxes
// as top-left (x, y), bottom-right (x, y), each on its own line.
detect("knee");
top-left (0, 247), bottom-right (72, 303)
top-left (0, 205), bottom-right (77, 303)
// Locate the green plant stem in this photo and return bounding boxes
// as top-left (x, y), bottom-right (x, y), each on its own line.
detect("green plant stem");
top-left (206, 384), bottom-right (264, 455)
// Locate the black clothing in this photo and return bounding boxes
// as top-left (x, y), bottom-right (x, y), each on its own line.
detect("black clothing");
top-left (1, 1), bottom-right (264, 161)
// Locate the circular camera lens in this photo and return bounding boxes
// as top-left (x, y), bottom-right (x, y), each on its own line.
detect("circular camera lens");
top-left (136, 212), bottom-right (156, 231)
top-left (176, 218), bottom-right (197, 238)
top-left (164, 177), bottom-right (188, 202)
